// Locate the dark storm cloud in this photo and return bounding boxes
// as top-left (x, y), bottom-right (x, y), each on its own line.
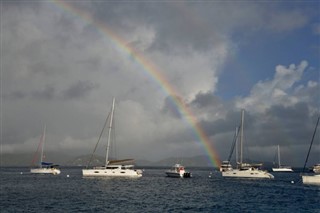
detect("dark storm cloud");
top-left (191, 91), bottom-right (222, 108)
top-left (201, 110), bottom-right (245, 137)
top-left (62, 80), bottom-right (98, 100)
top-left (3, 91), bottom-right (27, 100)
top-left (3, 87), bottom-right (55, 101)
top-left (260, 102), bottom-right (319, 145)
top-left (66, 1), bottom-right (225, 52)
top-left (32, 86), bottom-right (55, 100)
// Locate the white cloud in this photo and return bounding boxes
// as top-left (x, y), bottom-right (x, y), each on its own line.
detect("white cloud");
top-left (236, 61), bottom-right (310, 112)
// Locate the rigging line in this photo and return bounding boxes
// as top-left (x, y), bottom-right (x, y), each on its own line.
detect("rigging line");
top-left (227, 126), bottom-right (240, 162)
top-left (111, 110), bottom-right (117, 160)
top-left (30, 127), bottom-right (45, 167)
top-left (86, 112), bottom-right (111, 169)
top-left (31, 137), bottom-right (42, 166)
top-left (302, 116), bottom-right (320, 174)
top-left (273, 146), bottom-right (278, 166)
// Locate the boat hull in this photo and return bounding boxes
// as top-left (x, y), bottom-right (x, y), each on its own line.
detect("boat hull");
top-left (272, 168), bottom-right (293, 172)
top-left (302, 174), bottom-right (320, 185)
top-left (166, 171), bottom-right (183, 178)
top-left (222, 169), bottom-right (274, 179)
top-left (30, 168), bottom-right (61, 175)
top-left (82, 168), bottom-right (142, 177)
top-left (165, 171), bottom-right (191, 178)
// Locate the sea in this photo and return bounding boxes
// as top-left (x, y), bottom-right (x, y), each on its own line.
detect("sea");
top-left (1, 167), bottom-right (319, 213)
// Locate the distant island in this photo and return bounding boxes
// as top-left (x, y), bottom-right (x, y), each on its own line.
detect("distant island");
top-left (1, 152), bottom-right (282, 170)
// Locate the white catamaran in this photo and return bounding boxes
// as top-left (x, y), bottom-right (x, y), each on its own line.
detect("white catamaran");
top-left (30, 125), bottom-right (61, 175)
top-left (82, 98), bottom-right (142, 177)
top-left (272, 145), bottom-right (293, 172)
top-left (221, 109), bottom-right (274, 179)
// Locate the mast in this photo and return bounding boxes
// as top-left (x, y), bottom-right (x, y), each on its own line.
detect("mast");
top-left (302, 116), bottom-right (320, 173)
top-left (277, 145), bottom-right (281, 167)
top-left (240, 109), bottom-right (244, 166)
top-left (105, 98), bottom-right (115, 167)
top-left (236, 127), bottom-right (238, 166)
top-left (40, 124), bottom-right (46, 168)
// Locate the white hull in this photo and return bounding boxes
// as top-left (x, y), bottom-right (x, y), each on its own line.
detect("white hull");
top-left (30, 168), bottom-right (61, 175)
top-left (302, 174), bottom-right (320, 185)
top-left (222, 168), bottom-right (274, 179)
top-left (82, 167), bottom-right (142, 177)
top-left (272, 167), bottom-right (293, 172)
top-left (83, 99), bottom-right (142, 178)
top-left (221, 110), bottom-right (273, 180)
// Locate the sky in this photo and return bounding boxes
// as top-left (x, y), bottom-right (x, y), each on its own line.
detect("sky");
top-left (1, 0), bottom-right (319, 167)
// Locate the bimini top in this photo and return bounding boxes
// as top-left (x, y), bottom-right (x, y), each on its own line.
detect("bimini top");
top-left (41, 162), bottom-right (53, 165)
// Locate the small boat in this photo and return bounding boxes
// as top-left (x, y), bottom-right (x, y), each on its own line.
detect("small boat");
top-left (312, 164), bottom-right (320, 173)
top-left (82, 98), bottom-right (142, 177)
top-left (301, 116), bottom-right (320, 185)
top-left (272, 145), bottom-right (293, 172)
top-left (221, 110), bottom-right (274, 179)
top-left (30, 125), bottom-right (61, 175)
top-left (30, 163), bottom-right (61, 175)
top-left (166, 164), bottom-right (191, 178)
top-left (220, 161), bottom-right (232, 172)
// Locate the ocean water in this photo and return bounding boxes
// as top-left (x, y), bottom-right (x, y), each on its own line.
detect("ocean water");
top-left (1, 167), bottom-right (319, 213)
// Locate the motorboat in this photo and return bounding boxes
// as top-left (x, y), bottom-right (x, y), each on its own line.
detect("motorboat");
top-left (312, 164), bottom-right (320, 173)
top-left (165, 164), bottom-right (191, 178)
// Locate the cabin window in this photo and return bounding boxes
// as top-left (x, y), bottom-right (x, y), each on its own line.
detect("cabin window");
top-left (121, 172), bottom-right (125, 173)
top-left (94, 171), bottom-right (99, 173)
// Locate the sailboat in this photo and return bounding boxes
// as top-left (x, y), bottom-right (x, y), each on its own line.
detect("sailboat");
top-left (221, 109), bottom-right (274, 179)
top-left (272, 145), bottom-right (293, 172)
top-left (82, 98), bottom-right (143, 177)
top-left (30, 125), bottom-right (61, 175)
top-left (301, 116), bottom-right (320, 185)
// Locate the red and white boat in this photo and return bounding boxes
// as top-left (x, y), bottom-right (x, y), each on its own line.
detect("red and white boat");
top-left (165, 164), bottom-right (191, 178)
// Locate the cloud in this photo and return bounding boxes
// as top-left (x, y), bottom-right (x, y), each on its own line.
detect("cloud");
top-left (2, 1), bottom-right (319, 167)
top-left (62, 81), bottom-right (98, 100)
top-left (236, 61), bottom-right (312, 112)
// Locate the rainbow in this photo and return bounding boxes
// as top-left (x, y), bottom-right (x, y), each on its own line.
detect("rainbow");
top-left (51, 0), bottom-right (220, 167)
